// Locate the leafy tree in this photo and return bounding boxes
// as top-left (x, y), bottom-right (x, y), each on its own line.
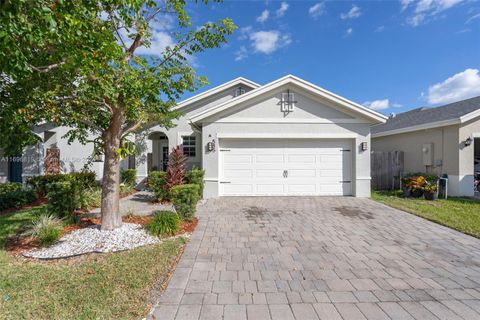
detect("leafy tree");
top-left (0, 0), bottom-right (235, 229)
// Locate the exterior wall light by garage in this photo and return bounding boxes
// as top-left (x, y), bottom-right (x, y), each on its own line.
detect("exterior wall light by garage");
top-left (207, 139), bottom-right (215, 152)
top-left (361, 142), bottom-right (368, 151)
top-left (464, 137), bottom-right (472, 147)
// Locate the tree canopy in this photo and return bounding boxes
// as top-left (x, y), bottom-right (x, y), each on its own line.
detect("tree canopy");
top-left (0, 0), bottom-right (235, 229)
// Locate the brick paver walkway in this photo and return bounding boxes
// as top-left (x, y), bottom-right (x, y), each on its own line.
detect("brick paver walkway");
top-left (148, 197), bottom-right (480, 320)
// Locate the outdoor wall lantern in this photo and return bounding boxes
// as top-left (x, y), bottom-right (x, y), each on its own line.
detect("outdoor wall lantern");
top-left (464, 137), bottom-right (472, 147)
top-left (207, 139), bottom-right (215, 152)
top-left (361, 142), bottom-right (368, 151)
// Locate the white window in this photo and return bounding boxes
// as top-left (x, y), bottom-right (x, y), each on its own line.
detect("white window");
top-left (234, 87), bottom-right (246, 97)
top-left (182, 135), bottom-right (196, 157)
top-left (281, 92), bottom-right (295, 112)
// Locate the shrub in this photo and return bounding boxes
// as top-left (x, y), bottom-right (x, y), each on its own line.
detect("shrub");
top-left (0, 183), bottom-right (36, 211)
top-left (27, 172), bottom-right (96, 195)
top-left (185, 166), bottom-right (205, 199)
top-left (79, 187), bottom-right (102, 210)
top-left (148, 171), bottom-right (168, 201)
top-left (30, 214), bottom-right (63, 246)
top-left (171, 184), bottom-right (200, 220)
top-left (46, 181), bottom-right (80, 222)
top-left (120, 169), bottom-right (137, 187)
top-left (165, 146), bottom-right (187, 194)
top-left (0, 182), bottom-right (23, 194)
top-left (147, 210), bottom-right (180, 236)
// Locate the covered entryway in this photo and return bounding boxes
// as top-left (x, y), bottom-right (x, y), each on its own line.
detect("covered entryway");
top-left (147, 132), bottom-right (169, 172)
top-left (219, 139), bottom-right (352, 196)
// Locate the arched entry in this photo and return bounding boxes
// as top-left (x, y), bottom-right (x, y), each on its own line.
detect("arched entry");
top-left (148, 132), bottom-right (169, 172)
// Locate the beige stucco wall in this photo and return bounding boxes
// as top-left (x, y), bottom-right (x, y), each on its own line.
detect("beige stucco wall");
top-left (372, 125), bottom-right (459, 176)
top-left (372, 120), bottom-right (480, 197)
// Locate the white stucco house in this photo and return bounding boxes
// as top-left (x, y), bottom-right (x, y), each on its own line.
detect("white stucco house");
top-left (372, 96), bottom-right (480, 197)
top-left (1, 75), bottom-right (387, 198)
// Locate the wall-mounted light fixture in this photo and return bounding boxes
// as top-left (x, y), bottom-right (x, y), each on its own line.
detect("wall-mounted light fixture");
top-left (361, 142), bottom-right (368, 151)
top-left (465, 137), bottom-right (472, 147)
top-left (207, 139), bottom-right (215, 152)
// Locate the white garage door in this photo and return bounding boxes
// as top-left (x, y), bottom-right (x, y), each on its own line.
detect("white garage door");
top-left (219, 139), bottom-right (352, 196)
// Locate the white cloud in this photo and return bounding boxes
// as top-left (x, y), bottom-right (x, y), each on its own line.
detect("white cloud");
top-left (341, 5), bottom-right (362, 20)
top-left (308, 2), bottom-right (325, 19)
top-left (249, 30), bottom-right (291, 54)
top-left (466, 12), bottom-right (480, 24)
top-left (136, 30), bottom-right (174, 56)
top-left (276, 2), bottom-right (289, 17)
top-left (257, 10), bottom-right (270, 23)
top-left (345, 28), bottom-right (353, 37)
top-left (363, 99), bottom-right (390, 110)
top-left (404, 0), bottom-right (465, 26)
top-left (375, 25), bottom-right (385, 32)
top-left (235, 46), bottom-right (248, 61)
top-left (400, 0), bottom-right (414, 11)
top-left (427, 68), bottom-right (480, 104)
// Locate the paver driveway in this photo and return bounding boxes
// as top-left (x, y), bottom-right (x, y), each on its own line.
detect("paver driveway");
top-left (148, 197), bottom-right (480, 320)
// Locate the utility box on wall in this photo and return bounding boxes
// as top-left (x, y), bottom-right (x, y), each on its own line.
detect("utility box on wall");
top-left (422, 143), bottom-right (434, 166)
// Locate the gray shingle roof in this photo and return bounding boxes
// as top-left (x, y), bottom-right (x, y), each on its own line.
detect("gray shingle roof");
top-left (371, 95), bottom-right (480, 134)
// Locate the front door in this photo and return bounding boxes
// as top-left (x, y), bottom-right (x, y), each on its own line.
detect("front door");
top-left (8, 153), bottom-right (23, 183)
top-left (162, 147), bottom-right (169, 171)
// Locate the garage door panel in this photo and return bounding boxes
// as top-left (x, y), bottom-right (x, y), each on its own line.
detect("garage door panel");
top-left (224, 169), bottom-right (253, 178)
top-left (288, 169), bottom-right (317, 178)
top-left (223, 154), bottom-right (252, 164)
top-left (256, 184), bottom-right (284, 194)
top-left (256, 169), bottom-right (284, 178)
top-left (287, 184), bottom-right (316, 193)
top-left (220, 139), bottom-right (352, 196)
top-left (287, 154), bottom-right (316, 163)
top-left (256, 154), bottom-right (284, 163)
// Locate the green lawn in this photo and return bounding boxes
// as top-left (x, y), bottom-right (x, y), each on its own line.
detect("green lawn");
top-left (0, 207), bottom-right (186, 320)
top-left (372, 191), bottom-right (480, 238)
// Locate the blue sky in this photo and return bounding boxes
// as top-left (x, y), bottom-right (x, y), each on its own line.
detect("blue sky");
top-left (151, 0), bottom-right (480, 115)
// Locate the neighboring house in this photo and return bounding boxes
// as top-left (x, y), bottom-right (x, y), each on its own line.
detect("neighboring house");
top-left (1, 75), bottom-right (387, 198)
top-left (371, 96), bottom-right (480, 197)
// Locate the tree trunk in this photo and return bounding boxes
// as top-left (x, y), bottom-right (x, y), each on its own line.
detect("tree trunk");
top-left (100, 109), bottom-right (124, 230)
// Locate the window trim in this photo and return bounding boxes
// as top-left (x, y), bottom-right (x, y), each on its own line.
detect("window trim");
top-left (181, 135), bottom-right (196, 157)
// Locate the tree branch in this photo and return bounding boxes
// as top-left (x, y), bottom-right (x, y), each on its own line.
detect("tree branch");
top-left (121, 120), bottom-right (144, 138)
top-left (29, 59), bottom-right (66, 73)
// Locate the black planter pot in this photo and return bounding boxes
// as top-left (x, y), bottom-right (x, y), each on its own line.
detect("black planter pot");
top-left (424, 191), bottom-right (438, 200)
top-left (402, 186), bottom-right (411, 197)
top-left (410, 189), bottom-right (424, 198)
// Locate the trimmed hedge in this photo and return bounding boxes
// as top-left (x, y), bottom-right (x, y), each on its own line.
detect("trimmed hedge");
top-left (149, 171), bottom-right (168, 201)
top-left (0, 182), bottom-right (24, 194)
top-left (46, 181), bottom-right (81, 222)
top-left (120, 169), bottom-right (136, 187)
top-left (185, 167), bottom-right (205, 199)
top-left (0, 183), bottom-right (36, 211)
top-left (27, 172), bottom-right (96, 195)
top-left (171, 184), bottom-right (200, 220)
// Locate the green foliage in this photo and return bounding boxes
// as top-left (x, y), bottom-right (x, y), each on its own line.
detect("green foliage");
top-left (403, 172), bottom-right (439, 184)
top-left (147, 210), bottom-right (180, 236)
top-left (185, 166), bottom-right (205, 199)
top-left (79, 187), bottom-right (102, 210)
top-left (30, 214), bottom-right (63, 246)
top-left (0, 183), bottom-right (36, 211)
top-left (148, 171), bottom-right (168, 201)
top-left (0, 182), bottom-right (24, 194)
top-left (171, 184), bottom-right (200, 220)
top-left (27, 172), bottom-right (96, 195)
top-left (46, 181), bottom-right (80, 222)
top-left (0, 190), bottom-right (36, 211)
top-left (120, 169), bottom-right (137, 187)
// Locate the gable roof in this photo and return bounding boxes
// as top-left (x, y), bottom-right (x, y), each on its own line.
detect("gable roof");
top-left (189, 75), bottom-right (387, 124)
top-left (371, 96), bottom-right (480, 137)
top-left (174, 77), bottom-right (260, 110)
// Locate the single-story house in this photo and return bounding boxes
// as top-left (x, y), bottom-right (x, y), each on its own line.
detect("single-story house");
top-left (1, 75), bottom-right (387, 198)
top-left (371, 96), bottom-right (480, 197)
